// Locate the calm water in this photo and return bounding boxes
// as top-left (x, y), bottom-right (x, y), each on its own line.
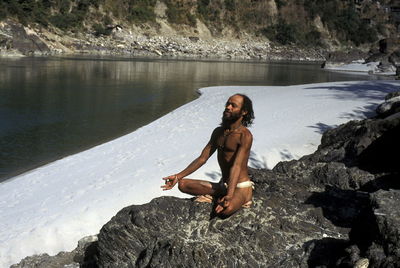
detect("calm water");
top-left (0, 56), bottom-right (386, 181)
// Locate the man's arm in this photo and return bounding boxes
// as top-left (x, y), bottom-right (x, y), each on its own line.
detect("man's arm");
top-left (161, 128), bottom-right (220, 190)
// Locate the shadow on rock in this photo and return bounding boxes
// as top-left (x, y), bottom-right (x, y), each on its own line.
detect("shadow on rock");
top-left (304, 238), bottom-right (350, 267)
top-left (305, 186), bottom-right (370, 228)
top-left (357, 123), bottom-right (400, 174)
top-left (308, 122), bottom-right (336, 134)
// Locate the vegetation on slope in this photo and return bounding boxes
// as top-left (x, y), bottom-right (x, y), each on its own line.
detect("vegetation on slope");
top-left (0, 0), bottom-right (392, 47)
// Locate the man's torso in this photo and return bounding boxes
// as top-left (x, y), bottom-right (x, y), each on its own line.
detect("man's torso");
top-left (213, 126), bottom-right (251, 182)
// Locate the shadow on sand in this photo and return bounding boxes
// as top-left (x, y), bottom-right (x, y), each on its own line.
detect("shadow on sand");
top-left (305, 81), bottom-right (399, 134)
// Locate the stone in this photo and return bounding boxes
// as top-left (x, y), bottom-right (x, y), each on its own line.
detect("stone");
top-left (385, 91), bottom-right (400, 101)
top-left (90, 185), bottom-right (352, 267)
top-left (379, 38), bottom-right (400, 54)
top-left (354, 258), bottom-right (369, 268)
top-left (365, 190), bottom-right (400, 267)
top-left (12, 235), bottom-right (98, 268)
top-left (376, 96), bottom-right (400, 117)
top-left (0, 20), bottom-right (50, 55)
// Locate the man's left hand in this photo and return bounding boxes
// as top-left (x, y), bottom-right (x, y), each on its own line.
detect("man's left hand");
top-left (215, 195), bottom-right (232, 213)
top-left (161, 175), bottom-right (179, 191)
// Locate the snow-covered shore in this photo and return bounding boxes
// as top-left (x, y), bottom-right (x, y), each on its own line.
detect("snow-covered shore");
top-left (1, 81), bottom-right (399, 267)
top-left (324, 60), bottom-right (397, 76)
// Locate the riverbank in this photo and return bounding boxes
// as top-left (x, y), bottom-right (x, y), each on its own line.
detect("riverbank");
top-left (0, 19), bottom-right (326, 61)
top-left (1, 80), bottom-right (399, 267)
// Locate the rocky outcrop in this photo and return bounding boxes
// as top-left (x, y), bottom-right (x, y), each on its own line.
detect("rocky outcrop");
top-left (365, 38), bottom-right (400, 75)
top-left (376, 93), bottom-right (400, 118)
top-left (321, 38), bottom-right (400, 75)
top-left (10, 235), bottom-right (97, 268)
top-left (13, 92), bottom-right (400, 267)
top-left (323, 50), bottom-right (370, 65)
top-left (92, 175), bottom-right (354, 267)
top-left (0, 20), bottom-right (50, 56)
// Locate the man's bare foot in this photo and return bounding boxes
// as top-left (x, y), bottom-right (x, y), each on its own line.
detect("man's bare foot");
top-left (242, 200), bottom-right (252, 208)
top-left (194, 194), bottom-right (213, 203)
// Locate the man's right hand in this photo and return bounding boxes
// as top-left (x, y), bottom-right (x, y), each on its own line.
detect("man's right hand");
top-left (161, 175), bottom-right (179, 191)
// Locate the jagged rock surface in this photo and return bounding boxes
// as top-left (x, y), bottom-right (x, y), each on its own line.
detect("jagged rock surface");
top-left (11, 235), bottom-right (98, 268)
top-left (0, 20), bottom-right (50, 56)
top-left (93, 178), bottom-right (352, 267)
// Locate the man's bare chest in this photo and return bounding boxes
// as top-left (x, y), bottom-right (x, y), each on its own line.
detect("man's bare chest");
top-left (216, 132), bottom-right (241, 152)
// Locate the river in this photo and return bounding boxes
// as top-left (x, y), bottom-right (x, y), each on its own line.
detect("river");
top-left (0, 56), bottom-right (388, 181)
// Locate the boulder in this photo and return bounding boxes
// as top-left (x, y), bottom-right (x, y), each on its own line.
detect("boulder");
top-left (379, 38), bottom-right (400, 54)
top-left (364, 190), bottom-right (400, 268)
top-left (376, 96), bottom-right (400, 118)
top-left (0, 20), bottom-right (50, 55)
top-left (325, 50), bottom-right (369, 64)
top-left (91, 174), bottom-right (355, 268)
top-left (11, 235), bottom-right (98, 268)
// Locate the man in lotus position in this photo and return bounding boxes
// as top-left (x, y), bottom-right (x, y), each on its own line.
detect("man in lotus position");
top-left (162, 94), bottom-right (255, 216)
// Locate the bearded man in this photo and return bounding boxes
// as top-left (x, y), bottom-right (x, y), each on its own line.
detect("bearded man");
top-left (162, 94), bottom-right (255, 216)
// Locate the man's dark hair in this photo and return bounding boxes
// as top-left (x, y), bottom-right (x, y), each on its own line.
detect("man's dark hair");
top-left (237, 93), bottom-right (255, 127)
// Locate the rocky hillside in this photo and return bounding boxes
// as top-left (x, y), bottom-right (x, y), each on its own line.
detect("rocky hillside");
top-left (0, 0), bottom-right (397, 58)
top-left (12, 93), bottom-right (400, 267)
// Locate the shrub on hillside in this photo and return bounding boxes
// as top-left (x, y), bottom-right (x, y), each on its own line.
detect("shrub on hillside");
top-left (50, 13), bottom-right (82, 30)
top-left (165, 2), bottom-right (196, 27)
top-left (262, 19), bottom-right (298, 45)
top-left (128, 6), bottom-right (155, 23)
top-left (303, 0), bottom-right (378, 45)
top-left (224, 0), bottom-right (235, 11)
top-left (127, 0), bottom-right (156, 23)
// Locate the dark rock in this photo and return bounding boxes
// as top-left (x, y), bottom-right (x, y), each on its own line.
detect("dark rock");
top-left (379, 38), bottom-right (400, 54)
top-left (0, 33), bottom-right (13, 49)
top-left (3, 20), bottom-right (50, 55)
top-left (385, 91), bottom-right (400, 101)
top-left (365, 190), bottom-right (400, 267)
top-left (10, 252), bottom-right (79, 268)
top-left (376, 96), bottom-right (400, 117)
top-left (91, 175), bottom-right (353, 267)
top-left (325, 50), bottom-right (369, 64)
top-left (357, 121), bottom-right (400, 175)
top-left (366, 52), bottom-right (388, 64)
top-left (336, 245), bottom-right (362, 267)
top-left (388, 50), bottom-right (400, 67)
top-left (11, 235), bottom-right (97, 268)
top-left (312, 118), bottom-right (400, 167)
top-left (189, 36), bottom-right (199, 42)
top-left (309, 162), bottom-right (375, 190)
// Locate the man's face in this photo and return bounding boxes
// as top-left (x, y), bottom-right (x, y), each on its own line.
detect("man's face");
top-left (222, 95), bottom-right (245, 123)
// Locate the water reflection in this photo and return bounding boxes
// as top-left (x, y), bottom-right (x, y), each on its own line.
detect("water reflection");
top-left (0, 57), bottom-right (385, 181)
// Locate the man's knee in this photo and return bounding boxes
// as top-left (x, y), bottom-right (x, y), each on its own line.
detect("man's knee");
top-left (177, 179), bottom-right (187, 192)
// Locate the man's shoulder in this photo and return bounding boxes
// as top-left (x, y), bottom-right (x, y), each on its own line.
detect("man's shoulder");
top-left (210, 126), bottom-right (224, 139)
top-left (240, 126), bottom-right (253, 137)
top-left (212, 126), bottom-right (224, 133)
top-left (239, 127), bottom-right (253, 145)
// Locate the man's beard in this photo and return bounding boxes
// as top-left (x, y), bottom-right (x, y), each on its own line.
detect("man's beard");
top-left (221, 111), bottom-right (241, 127)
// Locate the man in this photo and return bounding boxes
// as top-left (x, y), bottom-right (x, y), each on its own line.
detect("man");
top-left (161, 93), bottom-right (255, 216)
